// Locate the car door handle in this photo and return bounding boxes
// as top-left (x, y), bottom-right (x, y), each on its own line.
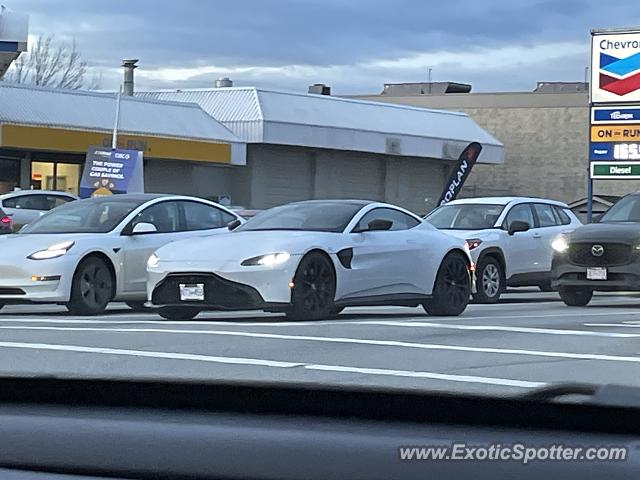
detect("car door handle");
top-left (532, 233), bottom-right (542, 239)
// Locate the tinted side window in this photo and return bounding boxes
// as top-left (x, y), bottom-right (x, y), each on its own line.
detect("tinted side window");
top-left (355, 208), bottom-right (420, 232)
top-left (554, 206), bottom-right (572, 225)
top-left (132, 201), bottom-right (180, 233)
top-left (182, 201), bottom-right (229, 230)
top-left (3, 195), bottom-right (46, 210)
top-left (533, 203), bottom-right (558, 228)
top-left (505, 204), bottom-right (534, 228)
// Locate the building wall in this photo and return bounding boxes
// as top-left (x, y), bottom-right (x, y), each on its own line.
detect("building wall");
top-left (144, 159), bottom-right (233, 199)
top-left (236, 144), bottom-right (450, 213)
top-left (352, 92), bottom-right (640, 204)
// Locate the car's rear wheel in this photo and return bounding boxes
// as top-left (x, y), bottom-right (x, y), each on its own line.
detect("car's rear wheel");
top-left (67, 256), bottom-right (114, 316)
top-left (558, 286), bottom-right (593, 307)
top-left (423, 252), bottom-right (471, 316)
top-left (472, 256), bottom-right (502, 304)
top-left (126, 301), bottom-right (149, 312)
top-left (286, 252), bottom-right (336, 321)
top-left (158, 307), bottom-right (201, 321)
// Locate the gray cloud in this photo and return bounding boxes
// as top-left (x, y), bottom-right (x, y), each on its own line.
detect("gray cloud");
top-left (13, 0), bottom-right (636, 92)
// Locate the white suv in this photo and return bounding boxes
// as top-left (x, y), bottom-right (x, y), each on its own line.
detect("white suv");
top-left (425, 197), bottom-right (582, 303)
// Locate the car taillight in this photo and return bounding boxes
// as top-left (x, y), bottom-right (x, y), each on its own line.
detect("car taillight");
top-left (1, 216), bottom-right (12, 228)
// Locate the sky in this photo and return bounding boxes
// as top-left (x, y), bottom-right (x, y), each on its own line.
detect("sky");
top-left (12, 0), bottom-right (639, 94)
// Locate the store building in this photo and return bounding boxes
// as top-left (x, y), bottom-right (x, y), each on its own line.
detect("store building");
top-left (139, 86), bottom-right (504, 213)
top-left (0, 83), bottom-right (245, 196)
top-left (352, 81), bottom-right (640, 205)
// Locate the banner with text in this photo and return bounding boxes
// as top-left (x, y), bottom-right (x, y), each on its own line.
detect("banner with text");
top-left (79, 146), bottom-right (144, 198)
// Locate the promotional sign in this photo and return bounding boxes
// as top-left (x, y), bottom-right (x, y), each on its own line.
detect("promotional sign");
top-left (590, 142), bottom-right (640, 160)
top-left (79, 146), bottom-right (144, 199)
top-left (591, 31), bottom-right (640, 104)
top-left (591, 106), bottom-right (640, 123)
top-left (590, 124), bottom-right (640, 142)
top-left (591, 161), bottom-right (640, 179)
top-left (437, 142), bottom-right (482, 206)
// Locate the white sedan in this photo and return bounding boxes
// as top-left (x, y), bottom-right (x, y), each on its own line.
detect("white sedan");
top-left (0, 194), bottom-right (243, 315)
top-left (147, 200), bottom-right (474, 321)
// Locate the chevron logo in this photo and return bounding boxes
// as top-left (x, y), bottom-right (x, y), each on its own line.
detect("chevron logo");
top-left (599, 51), bottom-right (640, 96)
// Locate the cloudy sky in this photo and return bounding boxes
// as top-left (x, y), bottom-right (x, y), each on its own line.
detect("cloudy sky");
top-left (13, 0), bottom-right (636, 94)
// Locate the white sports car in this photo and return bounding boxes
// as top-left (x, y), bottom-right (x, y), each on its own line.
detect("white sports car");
top-left (0, 194), bottom-right (243, 315)
top-left (147, 200), bottom-right (474, 321)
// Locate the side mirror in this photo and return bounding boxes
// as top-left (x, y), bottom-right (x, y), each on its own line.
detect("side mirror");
top-left (508, 220), bottom-right (530, 236)
top-left (227, 219), bottom-right (242, 231)
top-left (131, 222), bottom-right (158, 235)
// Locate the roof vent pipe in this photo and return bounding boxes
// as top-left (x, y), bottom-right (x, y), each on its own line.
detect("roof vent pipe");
top-left (215, 77), bottom-right (233, 88)
top-left (122, 59), bottom-right (138, 96)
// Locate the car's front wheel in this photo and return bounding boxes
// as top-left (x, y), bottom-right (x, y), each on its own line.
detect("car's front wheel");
top-left (158, 307), bottom-right (201, 321)
top-left (286, 252), bottom-right (336, 321)
top-left (423, 252), bottom-right (471, 316)
top-left (473, 256), bottom-right (502, 304)
top-left (558, 286), bottom-right (593, 307)
top-left (67, 256), bottom-right (114, 316)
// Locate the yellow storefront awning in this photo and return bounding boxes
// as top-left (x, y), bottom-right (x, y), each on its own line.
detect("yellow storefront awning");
top-left (0, 124), bottom-right (235, 164)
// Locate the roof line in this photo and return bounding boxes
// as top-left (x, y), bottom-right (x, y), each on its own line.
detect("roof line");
top-left (137, 86), bottom-right (470, 118)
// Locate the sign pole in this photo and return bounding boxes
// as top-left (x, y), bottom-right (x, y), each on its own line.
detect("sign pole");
top-left (112, 85), bottom-right (122, 150)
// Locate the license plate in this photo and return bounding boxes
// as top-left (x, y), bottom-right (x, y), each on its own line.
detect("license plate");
top-left (586, 267), bottom-right (607, 280)
top-left (179, 283), bottom-right (205, 301)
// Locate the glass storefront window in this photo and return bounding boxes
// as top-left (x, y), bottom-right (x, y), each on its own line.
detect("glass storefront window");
top-left (31, 161), bottom-right (81, 195)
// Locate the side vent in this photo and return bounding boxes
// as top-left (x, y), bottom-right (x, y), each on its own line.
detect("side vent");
top-left (337, 248), bottom-right (353, 269)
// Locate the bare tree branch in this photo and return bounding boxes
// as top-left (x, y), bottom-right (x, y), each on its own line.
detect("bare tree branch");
top-left (2, 34), bottom-right (96, 89)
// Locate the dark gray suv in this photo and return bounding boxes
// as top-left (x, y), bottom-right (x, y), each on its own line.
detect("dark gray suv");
top-left (552, 193), bottom-right (640, 306)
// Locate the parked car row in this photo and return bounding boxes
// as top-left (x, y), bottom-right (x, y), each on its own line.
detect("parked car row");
top-left (0, 190), bottom-right (636, 318)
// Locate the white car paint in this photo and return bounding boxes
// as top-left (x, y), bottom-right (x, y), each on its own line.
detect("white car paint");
top-left (147, 201), bottom-right (473, 309)
top-left (425, 196), bottom-right (581, 291)
top-left (0, 194), bottom-right (243, 307)
top-left (0, 190), bottom-right (78, 231)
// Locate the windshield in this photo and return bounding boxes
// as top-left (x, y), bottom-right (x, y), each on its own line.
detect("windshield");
top-left (237, 202), bottom-right (364, 232)
top-left (425, 203), bottom-right (505, 230)
top-left (598, 195), bottom-right (640, 223)
top-left (20, 198), bottom-right (143, 234)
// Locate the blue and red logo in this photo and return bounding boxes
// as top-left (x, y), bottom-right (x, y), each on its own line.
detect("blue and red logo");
top-left (600, 51), bottom-right (640, 96)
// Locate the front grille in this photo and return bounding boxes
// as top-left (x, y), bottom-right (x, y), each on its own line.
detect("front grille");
top-left (152, 273), bottom-right (265, 309)
top-left (568, 242), bottom-right (632, 266)
top-left (0, 288), bottom-right (26, 295)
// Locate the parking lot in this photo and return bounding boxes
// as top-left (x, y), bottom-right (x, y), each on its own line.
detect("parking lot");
top-left (1, 290), bottom-right (640, 396)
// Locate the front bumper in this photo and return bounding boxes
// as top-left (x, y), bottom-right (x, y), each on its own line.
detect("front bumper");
top-left (551, 254), bottom-right (640, 291)
top-left (147, 257), bottom-right (301, 310)
top-left (0, 257), bottom-right (74, 303)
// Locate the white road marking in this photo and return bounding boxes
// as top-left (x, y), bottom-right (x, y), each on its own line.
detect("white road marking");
top-left (0, 341), bottom-right (544, 389)
top-left (2, 326), bottom-right (640, 364)
top-left (360, 321), bottom-right (640, 338)
top-left (2, 308), bottom-right (640, 326)
top-left (585, 323), bottom-right (640, 328)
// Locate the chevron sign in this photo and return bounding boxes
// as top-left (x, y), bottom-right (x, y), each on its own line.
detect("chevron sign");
top-left (591, 32), bottom-right (640, 103)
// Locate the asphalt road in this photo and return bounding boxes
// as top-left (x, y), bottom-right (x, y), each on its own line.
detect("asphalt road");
top-left (1, 290), bottom-right (640, 397)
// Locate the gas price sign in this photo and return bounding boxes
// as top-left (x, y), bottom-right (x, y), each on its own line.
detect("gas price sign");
top-left (613, 143), bottom-right (640, 160)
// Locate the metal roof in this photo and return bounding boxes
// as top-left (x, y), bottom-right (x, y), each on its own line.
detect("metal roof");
top-left (137, 87), bottom-right (504, 164)
top-left (0, 83), bottom-right (243, 144)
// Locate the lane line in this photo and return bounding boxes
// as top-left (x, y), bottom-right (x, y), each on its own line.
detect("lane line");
top-left (585, 323), bottom-right (640, 328)
top-left (2, 308), bottom-right (640, 326)
top-left (358, 321), bottom-right (640, 338)
top-left (2, 326), bottom-right (640, 364)
top-left (0, 341), bottom-right (544, 389)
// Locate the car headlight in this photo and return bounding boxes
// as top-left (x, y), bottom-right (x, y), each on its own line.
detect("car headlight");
top-left (551, 236), bottom-right (569, 253)
top-left (465, 238), bottom-right (483, 250)
top-left (147, 253), bottom-right (160, 268)
top-left (241, 252), bottom-right (291, 266)
top-left (27, 241), bottom-right (75, 260)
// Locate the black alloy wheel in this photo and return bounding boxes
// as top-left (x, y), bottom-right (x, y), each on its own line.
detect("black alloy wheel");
top-left (287, 252), bottom-right (336, 321)
top-left (423, 252), bottom-right (471, 316)
top-left (558, 286), bottom-right (593, 307)
top-left (67, 257), bottom-right (114, 316)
